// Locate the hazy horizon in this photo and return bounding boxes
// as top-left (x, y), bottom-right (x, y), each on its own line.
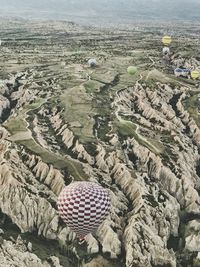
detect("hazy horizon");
top-left (0, 0), bottom-right (200, 25)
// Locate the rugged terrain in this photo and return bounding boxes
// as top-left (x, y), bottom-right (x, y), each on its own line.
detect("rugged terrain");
top-left (0, 18), bottom-right (200, 267)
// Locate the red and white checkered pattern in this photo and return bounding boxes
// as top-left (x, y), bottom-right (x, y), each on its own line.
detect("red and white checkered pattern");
top-left (57, 182), bottom-right (111, 239)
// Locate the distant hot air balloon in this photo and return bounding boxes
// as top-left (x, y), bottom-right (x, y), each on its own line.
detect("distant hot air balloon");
top-left (57, 182), bottom-right (111, 240)
top-left (174, 68), bottom-right (190, 78)
top-left (88, 58), bottom-right (97, 68)
top-left (127, 66), bottom-right (137, 75)
top-left (174, 68), bottom-right (182, 77)
top-left (191, 70), bottom-right (200, 80)
top-left (162, 36), bottom-right (172, 46)
top-left (162, 46), bottom-right (170, 55)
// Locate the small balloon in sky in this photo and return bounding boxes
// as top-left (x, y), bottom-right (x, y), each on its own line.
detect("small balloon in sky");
top-left (88, 58), bottom-right (97, 68)
top-left (162, 36), bottom-right (172, 46)
top-left (174, 68), bottom-right (190, 78)
top-left (127, 66), bottom-right (137, 75)
top-left (162, 46), bottom-right (170, 55)
top-left (191, 70), bottom-right (200, 80)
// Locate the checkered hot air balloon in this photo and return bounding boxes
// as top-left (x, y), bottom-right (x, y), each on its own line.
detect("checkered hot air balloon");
top-left (57, 182), bottom-right (111, 240)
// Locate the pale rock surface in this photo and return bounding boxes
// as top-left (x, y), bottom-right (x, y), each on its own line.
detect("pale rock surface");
top-left (97, 219), bottom-right (121, 258)
top-left (73, 140), bottom-right (95, 165)
top-left (185, 220), bottom-right (200, 252)
top-left (95, 144), bottom-right (109, 172)
top-left (81, 255), bottom-right (113, 267)
top-left (0, 95), bottom-right (10, 118)
top-left (0, 238), bottom-right (60, 267)
top-left (25, 154), bottom-right (65, 195)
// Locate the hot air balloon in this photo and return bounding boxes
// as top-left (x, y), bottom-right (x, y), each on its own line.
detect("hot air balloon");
top-left (162, 36), bottom-right (172, 46)
top-left (162, 46), bottom-right (170, 55)
top-left (191, 70), bottom-right (200, 80)
top-left (57, 181), bottom-right (111, 240)
top-left (88, 58), bottom-right (97, 68)
top-left (127, 66), bottom-right (137, 75)
top-left (174, 68), bottom-right (190, 78)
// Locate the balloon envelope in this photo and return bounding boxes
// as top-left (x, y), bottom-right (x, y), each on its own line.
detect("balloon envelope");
top-left (191, 70), bottom-right (200, 80)
top-left (174, 68), bottom-right (190, 78)
top-left (88, 58), bottom-right (97, 67)
top-left (162, 46), bottom-right (170, 55)
top-left (127, 66), bottom-right (137, 75)
top-left (162, 36), bottom-right (172, 46)
top-left (57, 182), bottom-right (111, 239)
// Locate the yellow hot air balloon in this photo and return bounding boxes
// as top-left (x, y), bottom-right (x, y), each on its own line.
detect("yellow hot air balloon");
top-left (162, 36), bottom-right (172, 46)
top-left (191, 70), bottom-right (200, 80)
